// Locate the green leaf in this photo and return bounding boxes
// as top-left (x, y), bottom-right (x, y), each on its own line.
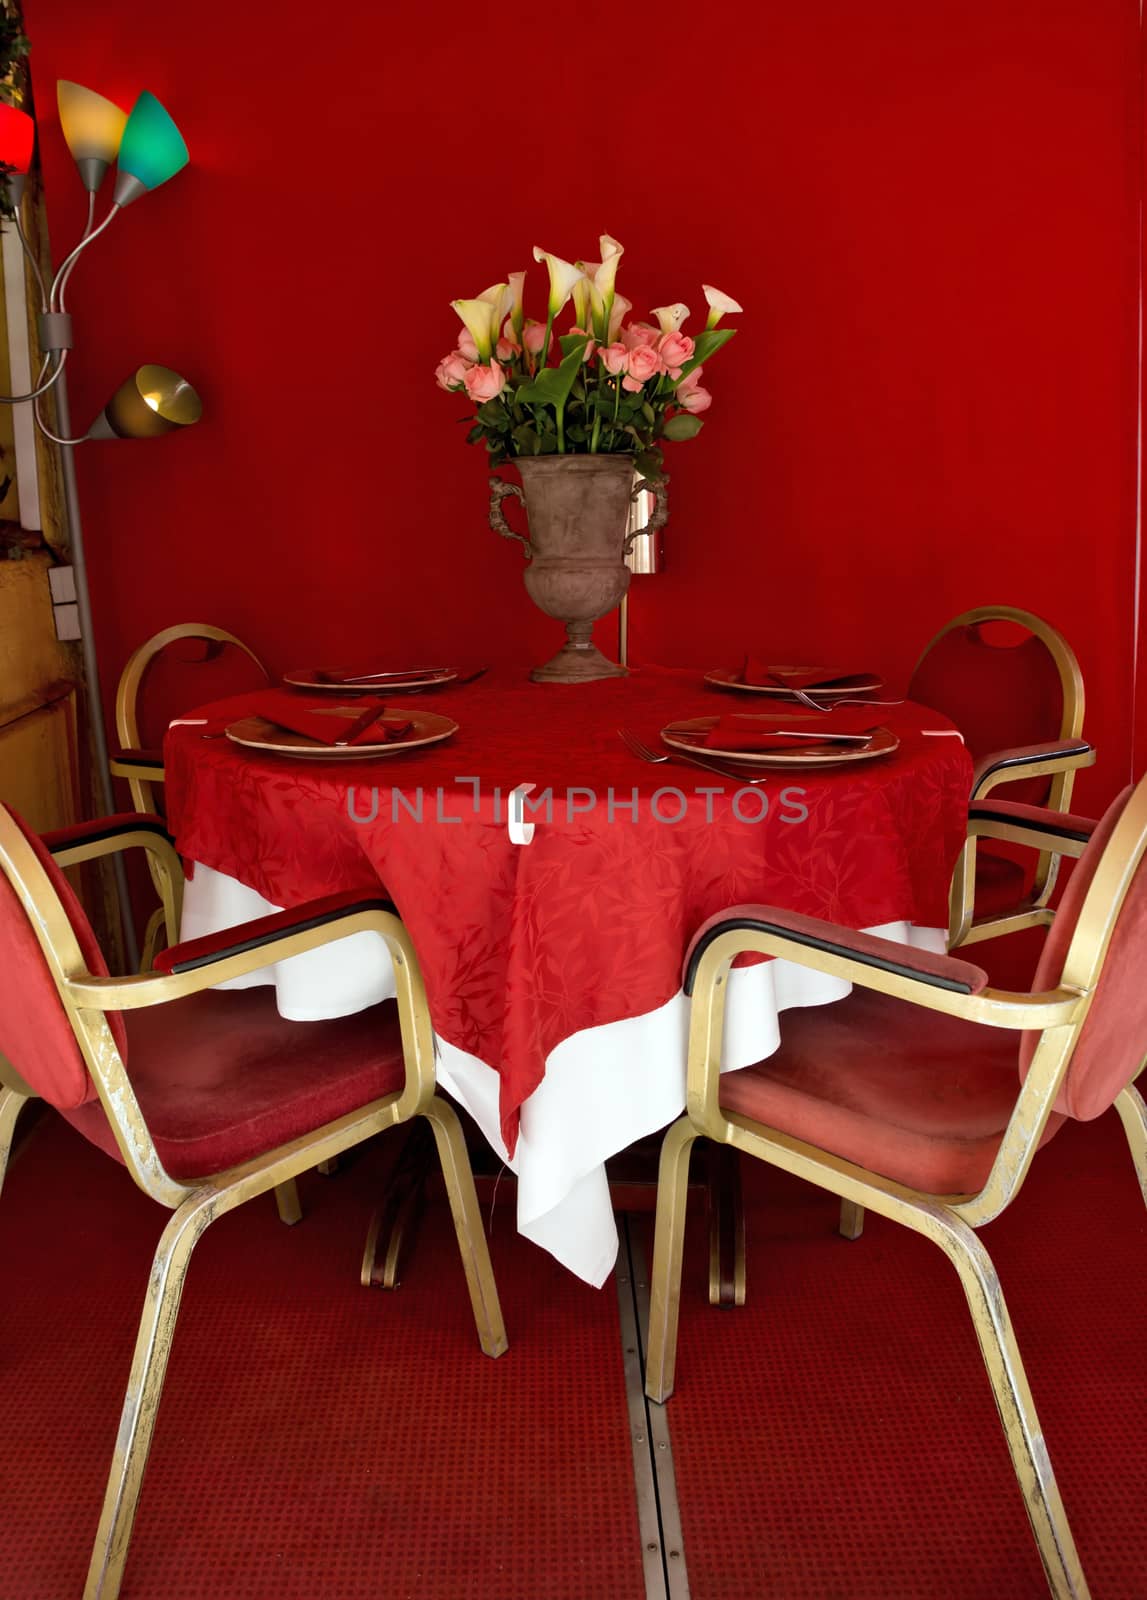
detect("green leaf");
top-left (466, 424), bottom-right (485, 445)
top-left (516, 338), bottom-right (589, 411)
top-left (662, 412), bottom-right (705, 441)
top-left (679, 327), bottom-right (736, 380)
top-left (513, 424), bottom-right (540, 455)
top-left (641, 402), bottom-right (656, 425)
top-left (635, 450), bottom-right (664, 480)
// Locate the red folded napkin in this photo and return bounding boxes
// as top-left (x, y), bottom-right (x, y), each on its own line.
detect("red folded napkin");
top-left (247, 690), bottom-right (413, 746)
top-left (702, 713), bottom-right (878, 752)
top-left (741, 657), bottom-right (874, 691)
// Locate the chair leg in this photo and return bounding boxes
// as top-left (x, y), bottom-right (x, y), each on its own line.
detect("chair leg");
top-left (645, 1116), bottom-right (700, 1405)
top-left (932, 1210), bottom-right (1089, 1599)
top-left (0, 1086), bottom-right (29, 1201)
top-left (274, 1179), bottom-right (302, 1225)
top-left (138, 907), bottom-right (168, 973)
top-left (420, 1094), bottom-right (508, 1359)
top-left (83, 1193), bottom-right (215, 1600)
top-left (838, 1198), bottom-right (865, 1239)
top-left (1114, 1084), bottom-right (1147, 1211)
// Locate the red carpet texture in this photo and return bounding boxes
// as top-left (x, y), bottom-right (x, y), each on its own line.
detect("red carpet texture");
top-left (0, 1117), bottom-right (644, 1600)
top-left (655, 1106), bottom-right (1147, 1599)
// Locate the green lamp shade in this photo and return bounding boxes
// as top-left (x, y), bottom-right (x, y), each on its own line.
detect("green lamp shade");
top-left (116, 91), bottom-right (188, 192)
top-left (88, 365), bottom-right (202, 440)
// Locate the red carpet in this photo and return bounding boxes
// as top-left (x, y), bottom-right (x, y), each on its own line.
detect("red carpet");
top-left (5, 1103), bottom-right (1145, 1598)
top-left (649, 1105), bottom-right (1147, 1599)
top-left (0, 1117), bottom-right (644, 1600)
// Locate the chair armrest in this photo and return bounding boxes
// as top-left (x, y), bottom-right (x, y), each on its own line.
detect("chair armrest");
top-left (111, 746), bottom-right (164, 768)
top-left (65, 891), bottom-right (404, 1009)
top-left (967, 799), bottom-right (1097, 860)
top-left (970, 740), bottom-right (1095, 800)
top-left (41, 813), bottom-right (174, 868)
top-left (154, 888), bottom-right (396, 974)
top-left (682, 904), bottom-right (1083, 1030)
top-left (109, 746), bottom-right (165, 782)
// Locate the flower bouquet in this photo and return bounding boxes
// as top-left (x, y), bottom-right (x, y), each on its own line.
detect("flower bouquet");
top-left (435, 232), bottom-right (741, 480)
top-left (435, 235), bottom-right (741, 683)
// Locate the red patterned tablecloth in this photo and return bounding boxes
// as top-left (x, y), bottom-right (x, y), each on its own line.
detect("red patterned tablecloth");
top-left (164, 666), bottom-right (972, 1153)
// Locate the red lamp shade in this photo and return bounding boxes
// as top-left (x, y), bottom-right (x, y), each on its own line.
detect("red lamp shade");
top-left (0, 103), bottom-right (35, 175)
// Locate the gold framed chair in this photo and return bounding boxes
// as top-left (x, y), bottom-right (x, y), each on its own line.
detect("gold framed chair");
top-left (110, 622), bottom-right (268, 814)
top-left (908, 605), bottom-right (1095, 947)
top-left (645, 778), bottom-right (1147, 1599)
top-left (109, 623), bottom-right (268, 965)
top-left (0, 803), bottom-right (506, 1600)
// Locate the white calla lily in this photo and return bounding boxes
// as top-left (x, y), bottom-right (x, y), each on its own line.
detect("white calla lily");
top-left (451, 297), bottom-right (499, 360)
top-left (594, 234), bottom-right (624, 301)
top-left (571, 264), bottom-right (595, 331)
top-left (479, 281), bottom-right (513, 334)
top-left (588, 234), bottom-right (625, 338)
top-left (702, 284), bottom-right (743, 329)
top-left (608, 293), bottom-right (632, 341)
top-left (508, 271), bottom-right (526, 338)
top-left (532, 246), bottom-right (584, 316)
top-left (652, 303), bottom-right (690, 335)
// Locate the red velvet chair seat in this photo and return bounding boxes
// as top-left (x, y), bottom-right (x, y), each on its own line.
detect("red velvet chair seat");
top-left (64, 988), bottom-right (405, 1179)
top-left (720, 986), bottom-right (1064, 1193)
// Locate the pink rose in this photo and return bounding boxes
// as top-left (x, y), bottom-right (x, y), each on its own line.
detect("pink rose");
top-left (658, 331), bottom-right (695, 379)
top-left (620, 322), bottom-right (660, 351)
top-left (435, 350), bottom-right (473, 391)
top-left (676, 366), bottom-right (712, 413)
top-left (456, 329), bottom-right (479, 360)
top-left (463, 361), bottom-right (507, 404)
top-left (599, 342), bottom-right (629, 376)
top-left (622, 344), bottom-right (662, 392)
top-left (523, 319), bottom-right (548, 355)
top-left (570, 326), bottom-right (597, 362)
top-left (495, 336), bottom-right (516, 361)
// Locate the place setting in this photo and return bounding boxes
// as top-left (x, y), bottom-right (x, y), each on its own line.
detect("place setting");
top-left (660, 711), bottom-right (898, 768)
top-left (283, 663), bottom-right (463, 694)
top-left (704, 654), bottom-right (893, 706)
top-left (174, 688), bottom-right (459, 761)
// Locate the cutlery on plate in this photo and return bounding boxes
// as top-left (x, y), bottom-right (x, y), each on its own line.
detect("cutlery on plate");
top-left (393, 666), bottom-right (489, 694)
top-left (617, 728), bottom-right (769, 785)
top-left (687, 725), bottom-right (872, 746)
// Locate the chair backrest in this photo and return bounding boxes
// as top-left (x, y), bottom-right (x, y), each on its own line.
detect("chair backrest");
top-left (116, 623), bottom-right (268, 754)
top-left (908, 606), bottom-right (1083, 772)
top-left (0, 806), bottom-right (127, 1110)
top-left (1019, 778), bottom-right (1147, 1120)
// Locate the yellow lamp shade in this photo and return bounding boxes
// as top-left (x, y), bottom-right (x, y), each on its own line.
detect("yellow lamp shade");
top-left (57, 80), bottom-right (128, 192)
top-left (87, 365), bottom-right (202, 440)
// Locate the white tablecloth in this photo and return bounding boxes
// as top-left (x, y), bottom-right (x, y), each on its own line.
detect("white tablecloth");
top-left (181, 863), bottom-right (945, 1286)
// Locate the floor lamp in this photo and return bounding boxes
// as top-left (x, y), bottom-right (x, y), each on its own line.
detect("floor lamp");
top-left (0, 84), bottom-right (202, 966)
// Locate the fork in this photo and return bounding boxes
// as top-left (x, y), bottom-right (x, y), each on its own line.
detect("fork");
top-left (618, 727), bottom-right (769, 785)
top-left (787, 691), bottom-right (906, 712)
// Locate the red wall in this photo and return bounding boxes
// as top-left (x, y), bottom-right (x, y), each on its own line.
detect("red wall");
top-left (24, 0), bottom-right (1144, 811)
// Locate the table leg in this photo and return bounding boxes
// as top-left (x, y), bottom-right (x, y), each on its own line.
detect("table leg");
top-left (707, 1143), bottom-right (746, 1306)
top-left (360, 1120), bottom-right (434, 1289)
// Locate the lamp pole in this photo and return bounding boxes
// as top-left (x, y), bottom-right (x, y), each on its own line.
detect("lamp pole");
top-left (53, 362), bottom-right (140, 969)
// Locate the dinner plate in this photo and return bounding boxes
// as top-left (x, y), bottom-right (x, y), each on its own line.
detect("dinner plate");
top-left (704, 667), bottom-right (884, 698)
top-left (661, 717), bottom-right (899, 768)
top-left (283, 666), bottom-right (457, 693)
top-left (226, 708), bottom-right (458, 760)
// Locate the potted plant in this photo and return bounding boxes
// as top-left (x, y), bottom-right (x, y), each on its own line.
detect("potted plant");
top-left (436, 235), bottom-right (741, 681)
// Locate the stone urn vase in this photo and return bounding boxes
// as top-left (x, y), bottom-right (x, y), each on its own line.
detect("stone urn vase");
top-left (489, 454), bottom-right (668, 683)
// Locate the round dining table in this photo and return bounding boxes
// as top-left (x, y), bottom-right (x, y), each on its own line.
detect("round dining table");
top-left (163, 664), bottom-right (972, 1285)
